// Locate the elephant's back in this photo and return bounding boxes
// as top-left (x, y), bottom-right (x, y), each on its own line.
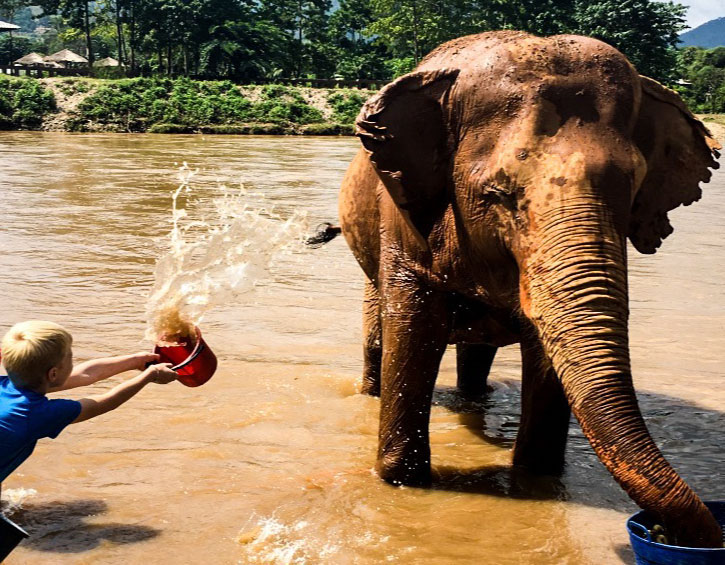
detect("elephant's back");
top-left (417, 31), bottom-right (636, 84)
top-left (418, 30), bottom-right (532, 69)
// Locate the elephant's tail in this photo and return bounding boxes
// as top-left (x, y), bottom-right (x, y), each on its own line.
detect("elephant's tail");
top-left (306, 222), bottom-right (342, 247)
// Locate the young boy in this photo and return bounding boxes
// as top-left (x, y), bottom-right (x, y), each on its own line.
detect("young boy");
top-left (0, 320), bottom-right (178, 490)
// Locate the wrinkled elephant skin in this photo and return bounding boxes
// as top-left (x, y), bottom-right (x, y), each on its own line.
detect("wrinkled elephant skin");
top-left (338, 31), bottom-right (722, 548)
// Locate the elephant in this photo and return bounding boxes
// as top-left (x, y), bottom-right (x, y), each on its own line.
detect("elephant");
top-left (335, 31), bottom-right (722, 548)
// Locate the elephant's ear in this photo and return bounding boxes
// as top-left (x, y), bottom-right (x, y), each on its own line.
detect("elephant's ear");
top-left (356, 68), bottom-right (460, 247)
top-left (629, 76), bottom-right (721, 254)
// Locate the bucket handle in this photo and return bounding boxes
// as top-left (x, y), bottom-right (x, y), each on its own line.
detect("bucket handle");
top-left (629, 519), bottom-right (652, 542)
top-left (170, 341), bottom-right (206, 371)
top-left (145, 326), bottom-right (205, 371)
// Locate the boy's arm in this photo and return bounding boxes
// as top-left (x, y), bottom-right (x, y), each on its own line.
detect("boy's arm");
top-left (72, 363), bottom-right (177, 423)
top-left (49, 352), bottom-right (161, 392)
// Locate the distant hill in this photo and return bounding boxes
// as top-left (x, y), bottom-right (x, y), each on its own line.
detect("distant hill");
top-left (679, 17), bottom-right (725, 48)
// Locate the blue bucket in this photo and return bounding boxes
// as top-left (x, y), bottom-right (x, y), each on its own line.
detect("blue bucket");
top-left (627, 501), bottom-right (725, 565)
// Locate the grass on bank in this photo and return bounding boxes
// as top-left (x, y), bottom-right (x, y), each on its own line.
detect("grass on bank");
top-left (0, 75), bottom-right (56, 129)
top-left (7, 75), bottom-right (721, 137)
top-left (700, 114), bottom-right (725, 128)
top-left (68, 77), bottom-right (370, 133)
top-left (0, 75), bottom-right (371, 134)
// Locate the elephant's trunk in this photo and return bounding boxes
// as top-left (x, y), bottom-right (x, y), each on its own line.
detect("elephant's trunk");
top-left (518, 194), bottom-right (722, 548)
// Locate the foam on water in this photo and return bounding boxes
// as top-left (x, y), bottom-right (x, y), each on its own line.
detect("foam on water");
top-left (0, 487), bottom-right (37, 514)
top-left (146, 164), bottom-right (308, 342)
top-left (236, 511), bottom-right (398, 564)
top-left (237, 515), bottom-right (341, 564)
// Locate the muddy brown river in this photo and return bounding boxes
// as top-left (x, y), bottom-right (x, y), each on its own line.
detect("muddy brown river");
top-left (0, 132), bottom-right (723, 564)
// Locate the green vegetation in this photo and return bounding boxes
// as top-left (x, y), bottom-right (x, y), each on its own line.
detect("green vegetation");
top-left (301, 122), bottom-right (354, 135)
top-left (0, 75), bottom-right (56, 129)
top-left (70, 77), bottom-right (248, 131)
top-left (251, 85), bottom-right (323, 124)
top-left (0, 75), bottom-right (371, 133)
top-left (1, 0), bottom-right (689, 84)
top-left (328, 90), bottom-right (367, 123)
top-left (677, 47), bottom-right (725, 113)
top-left (57, 77), bottom-right (92, 96)
top-left (69, 78), bottom-right (332, 131)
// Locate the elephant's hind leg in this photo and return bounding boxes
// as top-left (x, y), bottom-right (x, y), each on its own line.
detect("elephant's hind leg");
top-left (456, 343), bottom-right (497, 397)
top-left (513, 333), bottom-right (570, 474)
top-left (361, 279), bottom-right (382, 396)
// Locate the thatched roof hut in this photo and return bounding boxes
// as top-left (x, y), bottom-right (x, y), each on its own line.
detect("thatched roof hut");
top-left (14, 52), bottom-right (46, 65)
top-left (45, 49), bottom-right (88, 66)
top-left (0, 20), bottom-right (20, 32)
top-left (93, 56), bottom-right (119, 67)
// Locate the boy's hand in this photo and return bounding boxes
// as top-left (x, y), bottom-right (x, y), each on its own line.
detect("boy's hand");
top-left (132, 352), bottom-right (160, 371)
top-left (145, 363), bottom-right (178, 384)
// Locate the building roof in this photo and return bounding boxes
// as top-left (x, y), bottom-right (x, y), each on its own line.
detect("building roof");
top-left (45, 49), bottom-right (88, 63)
top-left (0, 20), bottom-right (21, 31)
top-left (14, 52), bottom-right (46, 65)
top-left (94, 56), bottom-right (120, 67)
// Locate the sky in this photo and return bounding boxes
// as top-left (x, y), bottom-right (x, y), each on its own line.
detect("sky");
top-left (679, 0), bottom-right (725, 29)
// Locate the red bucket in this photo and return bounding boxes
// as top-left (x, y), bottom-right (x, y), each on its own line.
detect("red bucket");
top-left (154, 326), bottom-right (217, 387)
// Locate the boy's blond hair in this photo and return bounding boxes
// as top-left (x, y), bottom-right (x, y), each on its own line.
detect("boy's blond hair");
top-left (1, 321), bottom-right (73, 388)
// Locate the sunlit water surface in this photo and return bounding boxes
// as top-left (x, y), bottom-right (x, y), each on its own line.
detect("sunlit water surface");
top-left (0, 132), bottom-right (722, 564)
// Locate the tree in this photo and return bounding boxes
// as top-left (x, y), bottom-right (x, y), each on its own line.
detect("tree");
top-left (368, 0), bottom-right (454, 63)
top-left (572, 0), bottom-right (687, 82)
top-left (36, 0), bottom-right (96, 65)
top-left (329, 0), bottom-right (388, 78)
top-left (258, 0), bottom-right (336, 77)
top-left (676, 46), bottom-right (725, 112)
top-left (200, 18), bottom-right (287, 80)
top-left (0, 0), bottom-right (25, 22)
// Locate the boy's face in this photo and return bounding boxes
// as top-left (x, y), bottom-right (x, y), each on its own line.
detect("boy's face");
top-left (47, 348), bottom-right (73, 388)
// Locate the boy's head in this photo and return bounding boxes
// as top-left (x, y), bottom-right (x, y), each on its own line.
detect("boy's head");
top-left (1, 321), bottom-right (73, 390)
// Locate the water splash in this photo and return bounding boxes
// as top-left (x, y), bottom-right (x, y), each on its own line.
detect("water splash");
top-left (236, 510), bottom-right (398, 564)
top-left (237, 515), bottom-right (340, 564)
top-left (0, 487), bottom-right (37, 515)
top-left (146, 164), bottom-right (308, 343)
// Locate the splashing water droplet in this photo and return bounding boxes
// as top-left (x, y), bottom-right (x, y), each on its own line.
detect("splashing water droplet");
top-left (145, 164), bottom-right (308, 343)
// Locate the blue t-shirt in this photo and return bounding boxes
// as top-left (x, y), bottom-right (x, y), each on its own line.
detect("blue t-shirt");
top-left (0, 376), bottom-right (81, 482)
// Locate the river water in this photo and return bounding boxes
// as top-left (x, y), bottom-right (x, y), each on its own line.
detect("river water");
top-left (0, 132), bottom-right (722, 564)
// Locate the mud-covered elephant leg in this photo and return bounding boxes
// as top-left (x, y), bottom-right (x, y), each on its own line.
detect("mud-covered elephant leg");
top-left (377, 280), bottom-right (449, 486)
top-left (361, 279), bottom-right (382, 396)
top-left (455, 343), bottom-right (496, 397)
top-left (513, 331), bottom-right (570, 474)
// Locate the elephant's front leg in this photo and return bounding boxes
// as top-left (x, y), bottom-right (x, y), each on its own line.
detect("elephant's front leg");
top-left (377, 282), bottom-right (449, 486)
top-left (361, 279), bottom-right (382, 396)
top-left (513, 331), bottom-right (571, 474)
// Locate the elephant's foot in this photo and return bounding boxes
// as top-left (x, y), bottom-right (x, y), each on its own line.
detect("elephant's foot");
top-left (512, 395), bottom-right (569, 475)
top-left (376, 449), bottom-right (432, 487)
top-left (512, 448), bottom-right (566, 475)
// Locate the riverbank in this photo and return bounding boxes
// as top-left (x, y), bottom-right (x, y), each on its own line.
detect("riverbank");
top-left (699, 114), bottom-right (725, 144)
top-left (2, 75), bottom-right (725, 140)
top-left (1, 75), bottom-right (372, 134)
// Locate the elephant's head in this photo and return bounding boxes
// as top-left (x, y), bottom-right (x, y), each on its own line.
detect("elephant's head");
top-left (356, 33), bottom-right (722, 547)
